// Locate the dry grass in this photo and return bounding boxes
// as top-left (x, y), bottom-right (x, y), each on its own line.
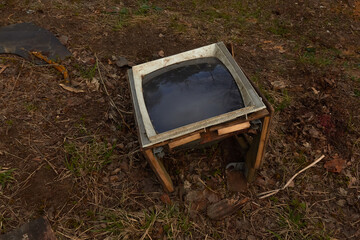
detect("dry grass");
top-left (0, 0), bottom-right (360, 239)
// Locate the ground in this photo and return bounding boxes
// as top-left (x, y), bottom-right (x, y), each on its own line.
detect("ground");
top-left (0, 0), bottom-right (359, 239)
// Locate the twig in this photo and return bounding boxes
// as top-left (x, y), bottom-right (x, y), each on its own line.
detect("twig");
top-left (0, 64), bottom-right (9, 74)
top-left (258, 155), bottom-right (325, 199)
top-left (31, 144), bottom-right (59, 175)
top-left (197, 176), bottom-right (218, 194)
top-left (94, 54), bottom-right (131, 130)
top-left (19, 163), bottom-right (46, 191)
top-left (140, 211), bottom-right (156, 240)
top-left (9, 61), bottom-right (24, 96)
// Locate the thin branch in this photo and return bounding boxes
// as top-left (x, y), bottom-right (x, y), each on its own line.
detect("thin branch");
top-left (94, 54), bottom-right (132, 130)
top-left (258, 155), bottom-right (325, 199)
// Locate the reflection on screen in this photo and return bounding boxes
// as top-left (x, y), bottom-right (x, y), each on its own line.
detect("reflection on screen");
top-left (143, 57), bottom-right (245, 133)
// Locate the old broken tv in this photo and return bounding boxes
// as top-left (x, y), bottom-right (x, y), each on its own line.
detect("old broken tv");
top-left (128, 42), bottom-right (266, 148)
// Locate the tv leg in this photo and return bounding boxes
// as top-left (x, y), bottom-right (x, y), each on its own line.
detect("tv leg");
top-left (144, 149), bottom-right (174, 193)
top-left (245, 116), bottom-right (271, 181)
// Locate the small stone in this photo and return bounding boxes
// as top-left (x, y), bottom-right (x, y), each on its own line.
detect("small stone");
top-left (119, 161), bottom-right (129, 172)
top-left (247, 235), bottom-right (256, 240)
top-left (270, 80), bottom-right (286, 90)
top-left (59, 35), bottom-right (69, 45)
top-left (115, 57), bottom-right (134, 67)
top-left (339, 187), bottom-right (347, 196)
top-left (336, 199), bottom-right (346, 207)
top-left (184, 180), bottom-right (191, 190)
top-left (112, 168), bottom-right (121, 175)
top-left (109, 175), bottom-right (119, 182)
top-left (206, 192), bottom-right (220, 203)
top-left (159, 33), bottom-right (164, 38)
top-left (117, 143), bottom-right (124, 150)
top-left (158, 50), bottom-right (165, 57)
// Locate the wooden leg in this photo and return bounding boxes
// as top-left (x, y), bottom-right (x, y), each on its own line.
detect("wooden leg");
top-left (254, 116), bottom-right (271, 169)
top-left (245, 116), bottom-right (271, 181)
top-left (144, 149), bottom-right (174, 193)
top-left (244, 132), bottom-right (261, 181)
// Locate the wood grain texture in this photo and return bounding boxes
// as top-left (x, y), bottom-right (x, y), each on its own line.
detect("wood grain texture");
top-left (254, 116), bottom-right (270, 169)
top-left (217, 122), bottom-right (250, 135)
top-left (168, 133), bottom-right (201, 149)
top-left (144, 149), bottom-right (174, 193)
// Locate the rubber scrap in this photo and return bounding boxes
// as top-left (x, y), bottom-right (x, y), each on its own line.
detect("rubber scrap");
top-left (31, 51), bottom-right (69, 83)
top-left (0, 22), bottom-right (71, 63)
top-left (0, 217), bottom-right (56, 240)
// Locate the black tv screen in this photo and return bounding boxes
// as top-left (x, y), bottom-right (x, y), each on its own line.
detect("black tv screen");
top-left (142, 57), bottom-right (245, 133)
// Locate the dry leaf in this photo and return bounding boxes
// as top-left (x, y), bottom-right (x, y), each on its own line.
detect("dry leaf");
top-left (324, 157), bottom-right (346, 173)
top-left (59, 84), bottom-right (85, 93)
top-left (160, 193), bottom-right (171, 205)
top-left (86, 77), bottom-right (100, 91)
top-left (32, 157), bottom-right (42, 162)
top-left (274, 45), bottom-right (286, 53)
top-left (0, 64), bottom-right (9, 74)
top-left (287, 180), bottom-right (295, 188)
top-left (270, 80), bottom-right (287, 90)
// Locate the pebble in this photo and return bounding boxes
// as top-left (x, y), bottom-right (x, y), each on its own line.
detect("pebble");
top-left (110, 175), bottom-right (119, 182)
top-left (339, 187), bottom-right (347, 196)
top-left (247, 235), bottom-right (256, 240)
top-left (184, 180), bottom-right (191, 190)
top-left (111, 168), bottom-right (121, 175)
top-left (336, 199), bottom-right (346, 207)
top-left (119, 161), bottom-right (129, 172)
top-left (59, 35), bottom-right (69, 45)
top-left (158, 50), bottom-right (165, 57)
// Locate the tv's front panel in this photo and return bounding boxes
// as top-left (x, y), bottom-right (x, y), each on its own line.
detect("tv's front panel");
top-left (142, 57), bottom-right (246, 134)
top-left (129, 42), bottom-right (266, 147)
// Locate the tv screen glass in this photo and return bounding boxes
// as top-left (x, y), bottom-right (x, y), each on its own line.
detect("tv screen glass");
top-left (142, 57), bottom-right (245, 133)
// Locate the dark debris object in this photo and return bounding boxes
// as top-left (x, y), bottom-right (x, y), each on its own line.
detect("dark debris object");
top-left (0, 22), bottom-right (71, 64)
top-left (0, 217), bottom-right (56, 240)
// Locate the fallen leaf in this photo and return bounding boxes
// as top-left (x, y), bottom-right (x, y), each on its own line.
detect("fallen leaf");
top-left (160, 193), bottom-right (171, 205)
top-left (109, 175), bottom-right (119, 182)
top-left (324, 157), bottom-right (346, 173)
top-left (32, 157), bottom-right (42, 162)
top-left (86, 77), bottom-right (100, 91)
top-left (59, 35), bottom-right (69, 45)
top-left (0, 64), bottom-right (9, 74)
top-left (274, 45), bottom-right (286, 53)
top-left (207, 198), bottom-right (249, 220)
top-left (115, 56), bottom-right (134, 67)
top-left (59, 84), bottom-right (85, 93)
top-left (270, 80), bottom-right (287, 90)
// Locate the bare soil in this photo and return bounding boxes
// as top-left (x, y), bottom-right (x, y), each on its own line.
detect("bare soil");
top-left (0, 0), bottom-right (359, 239)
